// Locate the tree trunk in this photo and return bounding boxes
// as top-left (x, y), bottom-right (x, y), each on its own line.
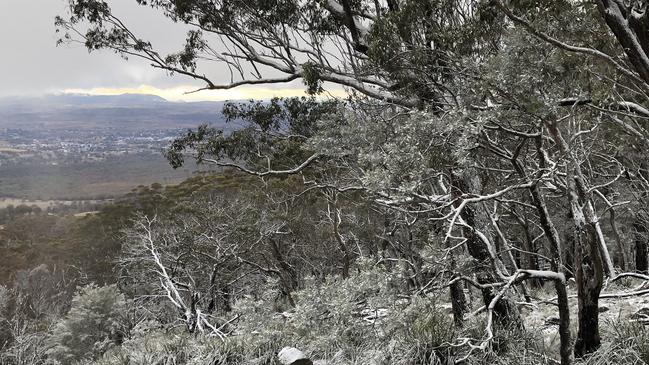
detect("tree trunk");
top-left (555, 279), bottom-right (573, 365)
top-left (542, 122), bottom-right (606, 361)
top-left (573, 224), bottom-right (603, 357)
top-left (528, 175), bottom-right (573, 365)
top-left (269, 238), bottom-right (299, 307)
top-left (608, 208), bottom-right (626, 271)
top-left (207, 265), bottom-right (232, 314)
top-left (597, 0), bottom-right (649, 85)
top-left (567, 177), bottom-right (604, 358)
top-left (589, 201), bottom-right (615, 277)
top-left (634, 220), bottom-right (648, 273)
top-left (328, 195), bottom-right (351, 279)
top-left (449, 259), bottom-right (469, 326)
top-left (512, 206), bottom-right (542, 287)
top-left (564, 233), bottom-right (576, 281)
top-left (451, 168), bottom-right (524, 330)
top-left (487, 205), bottom-right (531, 302)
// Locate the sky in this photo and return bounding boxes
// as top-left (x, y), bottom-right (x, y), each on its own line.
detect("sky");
top-left (0, 0), bottom-right (337, 101)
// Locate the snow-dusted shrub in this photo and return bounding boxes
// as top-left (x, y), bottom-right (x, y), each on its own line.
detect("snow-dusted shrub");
top-left (46, 284), bottom-right (129, 364)
top-left (226, 280), bottom-right (288, 364)
top-left (383, 296), bottom-right (456, 365)
top-left (80, 259), bottom-right (570, 365)
top-left (229, 258), bottom-right (454, 364)
top-left (93, 322), bottom-right (245, 365)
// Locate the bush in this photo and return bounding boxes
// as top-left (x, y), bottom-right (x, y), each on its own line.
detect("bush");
top-left (94, 322), bottom-right (245, 365)
top-left (46, 284), bottom-right (129, 364)
top-left (227, 259), bottom-right (455, 365)
top-left (385, 296), bottom-right (457, 365)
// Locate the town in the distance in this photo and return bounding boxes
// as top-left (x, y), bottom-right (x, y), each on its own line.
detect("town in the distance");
top-left (0, 93), bottom-right (228, 202)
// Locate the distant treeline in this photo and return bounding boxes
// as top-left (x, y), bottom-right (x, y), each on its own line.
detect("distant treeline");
top-left (0, 201), bottom-right (106, 225)
top-left (0, 153), bottom-right (199, 200)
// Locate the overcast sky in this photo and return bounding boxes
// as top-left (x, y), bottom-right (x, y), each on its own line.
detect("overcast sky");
top-left (0, 0), bottom-right (324, 101)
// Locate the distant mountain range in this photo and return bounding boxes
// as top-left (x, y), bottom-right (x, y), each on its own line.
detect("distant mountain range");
top-left (0, 93), bottom-right (234, 131)
top-left (0, 93), bottom-right (169, 106)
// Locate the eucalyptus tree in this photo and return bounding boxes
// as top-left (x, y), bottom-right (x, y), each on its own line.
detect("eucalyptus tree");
top-left (119, 177), bottom-right (380, 330)
top-left (56, 0), bottom-right (501, 108)
top-left (487, 1), bottom-right (649, 358)
top-left (120, 203), bottom-right (259, 336)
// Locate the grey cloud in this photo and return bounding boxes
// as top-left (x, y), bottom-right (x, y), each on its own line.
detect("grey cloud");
top-left (0, 0), bottom-right (201, 97)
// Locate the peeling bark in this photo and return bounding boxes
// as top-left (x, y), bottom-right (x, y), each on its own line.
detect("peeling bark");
top-left (570, 181), bottom-right (604, 358)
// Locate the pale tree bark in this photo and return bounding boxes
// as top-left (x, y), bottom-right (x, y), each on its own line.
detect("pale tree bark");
top-left (527, 182), bottom-right (573, 362)
top-left (545, 121), bottom-right (605, 357)
top-left (593, 189), bottom-right (628, 271)
top-left (326, 191), bottom-right (352, 279)
top-left (485, 202), bottom-right (532, 302)
top-left (510, 132), bottom-right (573, 365)
top-left (597, 0), bottom-right (649, 86)
top-left (132, 218), bottom-right (227, 339)
top-left (569, 173), bottom-right (604, 358)
top-left (544, 121), bottom-right (615, 276)
top-left (450, 167), bottom-right (524, 330)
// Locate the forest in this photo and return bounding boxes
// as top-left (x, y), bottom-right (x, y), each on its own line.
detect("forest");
top-left (4, 0), bottom-right (649, 364)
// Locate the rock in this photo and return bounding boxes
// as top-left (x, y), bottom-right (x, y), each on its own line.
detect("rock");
top-left (440, 303), bottom-right (454, 315)
top-left (598, 305), bottom-right (609, 313)
top-left (545, 316), bottom-right (561, 326)
top-left (361, 308), bottom-right (389, 323)
top-left (278, 347), bottom-right (313, 365)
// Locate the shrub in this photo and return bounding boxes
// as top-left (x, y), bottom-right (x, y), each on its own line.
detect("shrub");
top-left (94, 323), bottom-right (245, 365)
top-left (46, 284), bottom-right (129, 364)
top-left (229, 259), bottom-right (453, 365)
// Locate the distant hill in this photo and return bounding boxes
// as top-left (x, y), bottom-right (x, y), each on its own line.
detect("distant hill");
top-left (41, 93), bottom-right (169, 106)
top-left (0, 93), bottom-right (236, 131)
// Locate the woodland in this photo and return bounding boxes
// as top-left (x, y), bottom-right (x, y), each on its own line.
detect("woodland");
top-left (4, 0), bottom-right (649, 364)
